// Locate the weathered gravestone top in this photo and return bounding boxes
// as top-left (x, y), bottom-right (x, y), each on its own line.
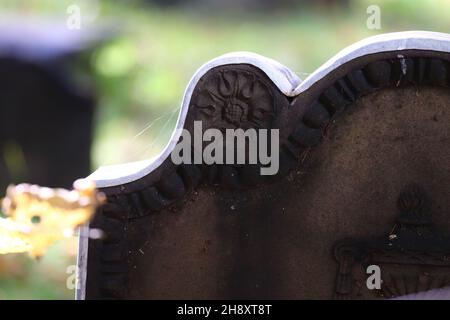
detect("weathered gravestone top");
top-left (78, 31), bottom-right (450, 300)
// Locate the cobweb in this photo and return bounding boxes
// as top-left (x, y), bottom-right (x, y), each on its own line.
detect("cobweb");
top-left (126, 106), bottom-right (180, 162)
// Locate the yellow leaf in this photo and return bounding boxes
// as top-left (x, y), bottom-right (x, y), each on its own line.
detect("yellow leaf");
top-left (0, 179), bottom-right (105, 258)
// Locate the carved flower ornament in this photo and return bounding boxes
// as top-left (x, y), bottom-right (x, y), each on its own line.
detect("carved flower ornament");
top-left (193, 68), bottom-right (276, 130)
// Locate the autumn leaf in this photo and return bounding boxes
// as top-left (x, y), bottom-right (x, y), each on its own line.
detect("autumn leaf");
top-left (0, 179), bottom-right (105, 258)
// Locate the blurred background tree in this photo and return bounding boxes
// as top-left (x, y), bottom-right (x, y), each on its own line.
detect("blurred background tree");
top-left (0, 0), bottom-right (448, 299)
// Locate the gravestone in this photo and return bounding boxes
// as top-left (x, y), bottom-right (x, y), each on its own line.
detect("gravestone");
top-left (78, 31), bottom-right (450, 299)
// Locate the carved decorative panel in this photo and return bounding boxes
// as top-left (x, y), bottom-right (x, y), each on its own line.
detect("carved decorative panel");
top-left (334, 185), bottom-right (450, 299)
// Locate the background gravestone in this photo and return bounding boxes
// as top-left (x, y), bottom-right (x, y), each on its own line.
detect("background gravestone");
top-left (0, 22), bottom-right (104, 190)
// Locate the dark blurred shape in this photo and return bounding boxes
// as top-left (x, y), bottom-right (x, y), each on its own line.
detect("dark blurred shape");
top-left (0, 19), bottom-right (108, 190)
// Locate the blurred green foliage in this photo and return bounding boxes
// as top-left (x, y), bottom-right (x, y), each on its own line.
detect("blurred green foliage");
top-left (0, 0), bottom-right (448, 299)
top-left (0, 242), bottom-right (76, 299)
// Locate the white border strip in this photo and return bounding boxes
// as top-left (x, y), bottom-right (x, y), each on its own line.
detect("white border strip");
top-left (293, 31), bottom-right (450, 95)
top-left (75, 224), bottom-right (90, 300)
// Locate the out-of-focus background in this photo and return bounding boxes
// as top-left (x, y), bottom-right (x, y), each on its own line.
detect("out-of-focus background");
top-left (0, 0), bottom-right (448, 299)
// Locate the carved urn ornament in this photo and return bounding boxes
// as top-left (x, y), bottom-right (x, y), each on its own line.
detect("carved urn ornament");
top-left (193, 68), bottom-right (278, 130)
top-left (77, 31), bottom-right (450, 300)
top-left (334, 184), bottom-right (450, 299)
